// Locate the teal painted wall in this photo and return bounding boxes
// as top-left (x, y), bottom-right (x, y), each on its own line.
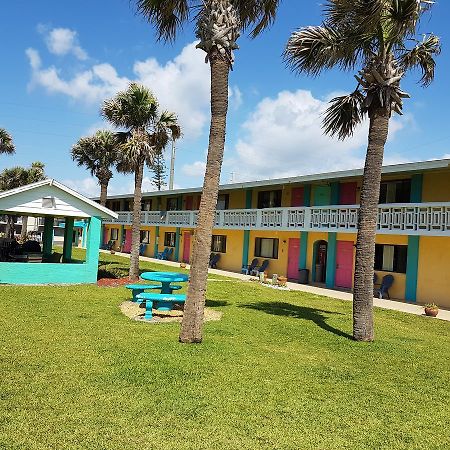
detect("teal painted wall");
top-left (174, 227), bottom-right (181, 261)
top-left (303, 185), bottom-right (311, 207)
top-left (245, 189), bottom-right (253, 209)
top-left (405, 235), bottom-right (420, 302)
top-left (326, 233), bottom-right (337, 288)
top-left (63, 218), bottom-right (74, 262)
top-left (330, 182), bottom-right (340, 205)
top-left (154, 226), bottom-right (160, 257)
top-left (411, 174), bottom-right (423, 203)
top-left (0, 216), bottom-right (102, 285)
top-left (299, 231), bottom-right (308, 270)
top-left (313, 185), bottom-right (331, 206)
top-left (242, 230), bottom-right (250, 268)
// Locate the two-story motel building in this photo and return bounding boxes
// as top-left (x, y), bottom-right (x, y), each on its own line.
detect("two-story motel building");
top-left (101, 158), bottom-right (450, 309)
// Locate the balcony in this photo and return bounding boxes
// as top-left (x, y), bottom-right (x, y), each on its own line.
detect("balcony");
top-left (103, 202), bottom-right (450, 236)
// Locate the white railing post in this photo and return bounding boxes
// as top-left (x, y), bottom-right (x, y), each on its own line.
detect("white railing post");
top-left (304, 207), bottom-right (311, 231)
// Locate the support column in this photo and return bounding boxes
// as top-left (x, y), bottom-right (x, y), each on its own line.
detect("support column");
top-left (154, 226), bottom-right (160, 257)
top-left (303, 185), bottom-right (311, 207)
top-left (326, 233), bottom-right (337, 288)
top-left (299, 231), bottom-right (309, 270)
top-left (242, 189), bottom-right (253, 270)
top-left (405, 236), bottom-right (420, 302)
top-left (410, 174), bottom-right (423, 203)
top-left (174, 227), bottom-right (180, 261)
top-left (42, 216), bottom-right (54, 258)
top-left (330, 182), bottom-right (340, 205)
top-left (86, 217), bottom-right (101, 266)
top-left (63, 217), bottom-right (74, 263)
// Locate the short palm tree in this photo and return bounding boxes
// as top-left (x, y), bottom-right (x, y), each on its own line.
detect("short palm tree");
top-left (71, 130), bottom-right (119, 206)
top-left (102, 83), bottom-right (180, 280)
top-left (0, 128), bottom-right (15, 155)
top-left (284, 0), bottom-right (440, 341)
top-left (136, 0), bottom-right (281, 344)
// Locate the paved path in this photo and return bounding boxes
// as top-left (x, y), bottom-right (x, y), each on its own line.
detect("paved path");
top-left (102, 250), bottom-right (450, 322)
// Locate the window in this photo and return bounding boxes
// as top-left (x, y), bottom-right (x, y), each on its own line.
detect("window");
top-left (140, 230), bottom-right (150, 244)
top-left (257, 190), bottom-right (282, 209)
top-left (216, 194), bottom-right (229, 210)
top-left (255, 238), bottom-right (279, 259)
top-left (211, 235), bottom-right (227, 253)
top-left (108, 200), bottom-right (121, 212)
top-left (141, 200), bottom-right (152, 211)
top-left (164, 232), bottom-right (176, 247)
top-left (110, 228), bottom-right (119, 240)
top-left (379, 180), bottom-right (411, 203)
top-left (374, 244), bottom-right (408, 273)
top-left (167, 198), bottom-right (178, 211)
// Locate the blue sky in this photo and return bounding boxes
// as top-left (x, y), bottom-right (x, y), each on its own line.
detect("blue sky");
top-left (1, 0), bottom-right (449, 197)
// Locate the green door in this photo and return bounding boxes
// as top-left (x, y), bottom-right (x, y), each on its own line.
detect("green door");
top-left (313, 185), bottom-right (331, 206)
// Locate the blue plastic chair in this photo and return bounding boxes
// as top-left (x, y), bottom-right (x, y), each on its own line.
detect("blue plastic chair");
top-left (242, 258), bottom-right (259, 275)
top-left (209, 253), bottom-right (221, 269)
top-left (139, 243), bottom-right (147, 256)
top-left (157, 247), bottom-right (169, 260)
top-left (252, 259), bottom-right (269, 276)
top-left (378, 275), bottom-right (394, 299)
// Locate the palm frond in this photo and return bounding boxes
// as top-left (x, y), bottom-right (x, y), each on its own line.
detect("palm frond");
top-left (322, 90), bottom-right (366, 140)
top-left (236, 0), bottom-right (281, 37)
top-left (0, 128), bottom-right (15, 155)
top-left (284, 25), bottom-right (360, 76)
top-left (135, 0), bottom-right (190, 42)
top-left (400, 34), bottom-right (441, 85)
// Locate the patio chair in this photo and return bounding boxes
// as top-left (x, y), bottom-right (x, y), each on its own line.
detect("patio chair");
top-left (251, 259), bottom-right (269, 276)
top-left (209, 253), bottom-right (221, 269)
top-left (157, 247), bottom-right (169, 260)
top-left (378, 275), bottom-right (394, 299)
top-left (139, 243), bottom-right (147, 256)
top-left (241, 258), bottom-right (259, 275)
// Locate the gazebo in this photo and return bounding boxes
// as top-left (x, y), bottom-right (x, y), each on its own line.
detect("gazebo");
top-left (0, 179), bottom-right (117, 285)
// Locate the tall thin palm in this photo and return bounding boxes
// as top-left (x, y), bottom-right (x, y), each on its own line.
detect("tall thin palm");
top-left (102, 83), bottom-right (180, 280)
top-left (284, 0), bottom-right (440, 341)
top-left (136, 0), bottom-right (281, 344)
top-left (0, 128), bottom-right (15, 155)
top-left (71, 130), bottom-right (119, 206)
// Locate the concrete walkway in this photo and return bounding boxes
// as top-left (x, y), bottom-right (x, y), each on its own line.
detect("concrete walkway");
top-left (102, 250), bottom-right (450, 322)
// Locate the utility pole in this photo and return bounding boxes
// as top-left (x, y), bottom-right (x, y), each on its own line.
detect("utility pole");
top-left (169, 139), bottom-right (176, 190)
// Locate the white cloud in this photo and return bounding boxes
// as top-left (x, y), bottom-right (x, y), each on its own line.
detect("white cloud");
top-left (43, 27), bottom-right (88, 60)
top-left (63, 177), bottom-right (100, 197)
top-left (26, 35), bottom-right (211, 140)
top-left (229, 85), bottom-right (243, 110)
top-left (182, 161), bottom-right (206, 177)
top-left (228, 89), bottom-right (409, 181)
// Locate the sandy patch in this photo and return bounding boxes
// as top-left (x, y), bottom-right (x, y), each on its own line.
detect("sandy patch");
top-left (120, 301), bottom-right (223, 324)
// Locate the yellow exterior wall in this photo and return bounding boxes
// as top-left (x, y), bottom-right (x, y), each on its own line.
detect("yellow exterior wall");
top-left (210, 229), bottom-right (244, 272)
top-left (228, 190), bottom-right (246, 209)
top-left (417, 237), bottom-right (450, 308)
top-left (422, 171), bottom-right (450, 202)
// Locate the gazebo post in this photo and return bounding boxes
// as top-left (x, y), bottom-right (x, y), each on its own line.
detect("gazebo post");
top-left (86, 216), bottom-right (101, 266)
top-left (63, 217), bottom-right (74, 263)
top-left (42, 216), bottom-right (54, 258)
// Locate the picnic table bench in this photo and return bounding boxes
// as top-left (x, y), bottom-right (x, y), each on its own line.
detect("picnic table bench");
top-left (126, 284), bottom-right (182, 302)
top-left (136, 293), bottom-right (187, 320)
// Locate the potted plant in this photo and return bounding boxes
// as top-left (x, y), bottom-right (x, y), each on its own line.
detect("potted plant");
top-left (180, 262), bottom-right (187, 269)
top-left (424, 303), bottom-right (439, 317)
top-left (277, 276), bottom-right (288, 287)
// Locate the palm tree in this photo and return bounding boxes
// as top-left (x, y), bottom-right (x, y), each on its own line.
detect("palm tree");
top-left (0, 128), bottom-right (15, 155)
top-left (136, 0), bottom-right (281, 343)
top-left (102, 83), bottom-right (180, 280)
top-left (71, 130), bottom-right (119, 206)
top-left (284, 0), bottom-right (440, 341)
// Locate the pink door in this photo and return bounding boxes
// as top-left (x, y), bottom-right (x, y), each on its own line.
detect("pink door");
top-left (291, 187), bottom-right (304, 207)
top-left (182, 232), bottom-right (191, 263)
top-left (339, 182), bottom-right (357, 205)
top-left (287, 238), bottom-right (300, 280)
top-left (335, 241), bottom-right (354, 289)
top-left (123, 229), bottom-right (132, 253)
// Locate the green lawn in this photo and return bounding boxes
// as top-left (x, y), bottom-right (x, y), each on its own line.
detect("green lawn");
top-left (1, 252), bottom-right (449, 449)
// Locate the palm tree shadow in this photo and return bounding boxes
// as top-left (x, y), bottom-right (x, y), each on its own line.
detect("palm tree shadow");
top-left (240, 301), bottom-right (353, 340)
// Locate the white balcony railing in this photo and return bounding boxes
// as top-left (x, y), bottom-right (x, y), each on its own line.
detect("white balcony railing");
top-left (103, 202), bottom-right (450, 236)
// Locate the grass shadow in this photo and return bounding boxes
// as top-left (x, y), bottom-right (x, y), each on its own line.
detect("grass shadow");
top-left (205, 299), bottom-right (229, 308)
top-left (240, 301), bottom-right (353, 340)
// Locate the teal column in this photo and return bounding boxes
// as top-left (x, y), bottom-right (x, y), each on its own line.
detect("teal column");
top-left (410, 174), bottom-right (423, 203)
top-left (174, 227), bottom-right (180, 261)
top-left (86, 217), bottom-right (102, 266)
top-left (42, 216), bottom-right (54, 257)
top-left (405, 236), bottom-right (420, 302)
top-left (120, 225), bottom-right (126, 250)
top-left (154, 226), bottom-right (160, 257)
top-left (326, 233), bottom-right (337, 288)
top-left (63, 218), bottom-right (74, 262)
top-left (242, 230), bottom-right (250, 269)
top-left (299, 231), bottom-right (309, 270)
top-left (245, 189), bottom-right (253, 209)
top-left (99, 223), bottom-right (104, 249)
top-left (303, 185), bottom-right (311, 207)
top-left (330, 182), bottom-right (340, 205)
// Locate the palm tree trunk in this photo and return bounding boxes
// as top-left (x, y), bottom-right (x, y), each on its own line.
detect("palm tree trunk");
top-left (129, 161), bottom-right (144, 280)
top-left (179, 52), bottom-right (230, 343)
top-left (353, 107), bottom-right (390, 342)
top-left (99, 182), bottom-right (108, 207)
top-left (20, 216), bottom-right (28, 241)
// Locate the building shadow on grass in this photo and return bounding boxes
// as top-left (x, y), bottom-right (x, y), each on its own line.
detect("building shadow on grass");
top-left (240, 301), bottom-right (353, 340)
top-left (205, 299), bottom-right (229, 308)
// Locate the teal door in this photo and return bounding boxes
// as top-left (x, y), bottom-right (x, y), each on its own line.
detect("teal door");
top-left (313, 185), bottom-right (331, 206)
